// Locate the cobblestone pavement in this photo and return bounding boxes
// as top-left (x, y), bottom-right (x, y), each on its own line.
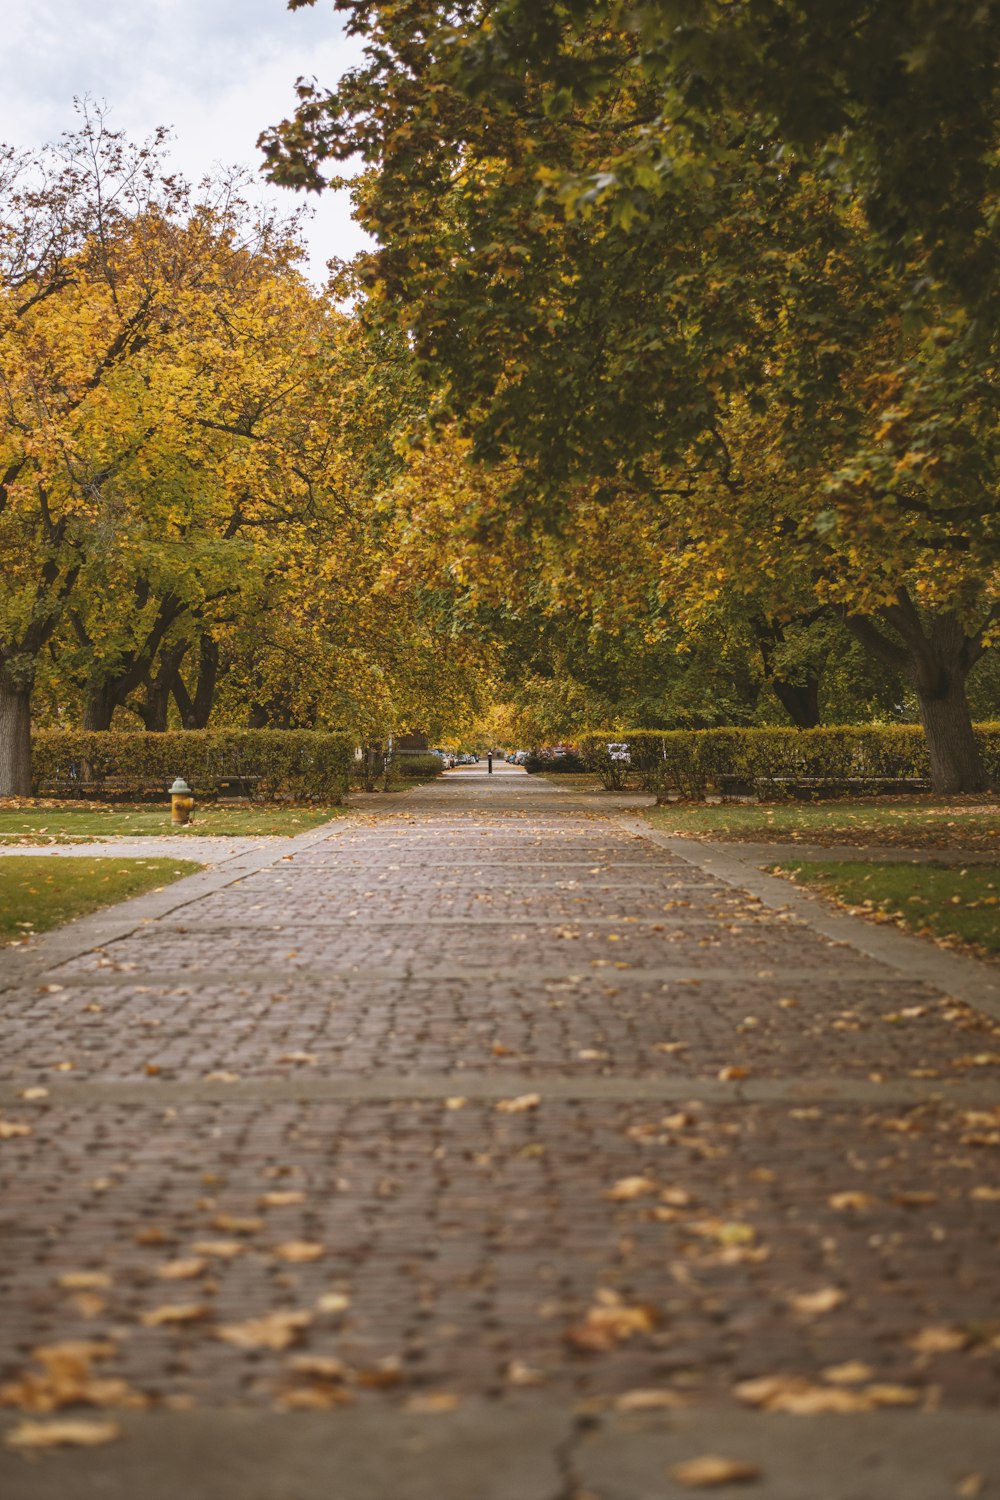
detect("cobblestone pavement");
top-left (1, 763), bottom-right (1000, 1496)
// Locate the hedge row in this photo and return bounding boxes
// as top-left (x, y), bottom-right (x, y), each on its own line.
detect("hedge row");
top-left (579, 725), bottom-right (1000, 798)
top-left (394, 752), bottom-right (447, 779)
top-left (32, 730), bottom-right (354, 803)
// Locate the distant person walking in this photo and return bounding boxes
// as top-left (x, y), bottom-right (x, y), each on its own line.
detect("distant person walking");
top-left (487, 751), bottom-right (493, 775)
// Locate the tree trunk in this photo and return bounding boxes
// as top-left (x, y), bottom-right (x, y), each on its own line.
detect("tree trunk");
top-left (845, 604), bottom-right (990, 794)
top-left (82, 683), bottom-right (117, 731)
top-left (914, 668), bottom-right (986, 794)
top-left (0, 668), bottom-right (33, 797)
top-left (771, 672), bottom-right (821, 729)
top-left (174, 636), bottom-right (219, 728)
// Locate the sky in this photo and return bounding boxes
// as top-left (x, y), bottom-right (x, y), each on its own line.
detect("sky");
top-left (0, 0), bottom-right (369, 283)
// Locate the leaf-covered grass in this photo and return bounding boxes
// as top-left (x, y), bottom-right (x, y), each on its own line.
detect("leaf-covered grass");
top-left (644, 798), bottom-right (1000, 849)
top-left (0, 856), bottom-right (200, 945)
top-left (773, 860), bottom-right (1000, 956)
top-left (0, 803), bottom-right (345, 843)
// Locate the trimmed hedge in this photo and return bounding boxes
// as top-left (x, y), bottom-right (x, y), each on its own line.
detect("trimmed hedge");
top-left (394, 752), bottom-right (446, 779)
top-left (32, 729), bottom-right (354, 803)
top-left (579, 725), bottom-right (1000, 799)
top-left (524, 750), bottom-right (586, 774)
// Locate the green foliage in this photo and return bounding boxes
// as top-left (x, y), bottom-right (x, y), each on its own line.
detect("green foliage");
top-left (393, 752), bottom-right (446, 780)
top-left (32, 730), bottom-right (354, 803)
top-left (580, 726), bottom-right (1000, 801)
top-left (524, 750), bottom-right (586, 774)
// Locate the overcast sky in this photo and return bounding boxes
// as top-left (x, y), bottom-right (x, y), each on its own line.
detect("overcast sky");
top-left (0, 0), bottom-right (369, 282)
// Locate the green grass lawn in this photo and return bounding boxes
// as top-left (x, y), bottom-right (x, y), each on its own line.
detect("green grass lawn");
top-left (773, 860), bottom-right (1000, 956)
top-left (0, 856), bottom-right (201, 944)
top-left (0, 803), bottom-right (345, 842)
top-left (644, 798), bottom-right (1000, 849)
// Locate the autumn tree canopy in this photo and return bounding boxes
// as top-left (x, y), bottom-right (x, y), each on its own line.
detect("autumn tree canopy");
top-left (263, 0), bottom-right (1000, 791)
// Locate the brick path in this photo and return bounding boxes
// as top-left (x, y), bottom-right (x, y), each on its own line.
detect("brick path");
top-left (2, 763), bottom-right (999, 1497)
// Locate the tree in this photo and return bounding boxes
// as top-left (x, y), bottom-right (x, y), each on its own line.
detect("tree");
top-left (263, 2), bottom-right (1000, 789)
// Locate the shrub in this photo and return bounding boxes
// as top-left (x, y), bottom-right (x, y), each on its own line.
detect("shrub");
top-left (579, 725), bottom-right (1000, 800)
top-left (393, 752), bottom-right (446, 780)
top-left (524, 750), bottom-right (586, 774)
top-left (32, 729), bottom-right (354, 803)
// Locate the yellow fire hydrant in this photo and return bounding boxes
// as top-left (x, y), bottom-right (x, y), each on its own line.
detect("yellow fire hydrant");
top-left (169, 777), bottom-right (194, 827)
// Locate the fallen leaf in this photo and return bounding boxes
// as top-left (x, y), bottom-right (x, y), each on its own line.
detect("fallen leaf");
top-left (0, 1120), bottom-right (31, 1139)
top-left (828, 1192), bottom-right (876, 1211)
top-left (404, 1392), bottom-right (460, 1413)
top-left (216, 1311), bottom-right (311, 1351)
top-left (565, 1294), bottom-right (659, 1352)
top-left (287, 1355), bottom-right (348, 1381)
top-left (606, 1176), bottom-right (658, 1202)
top-left (614, 1388), bottom-right (689, 1412)
top-left (277, 1052), bottom-right (317, 1065)
top-left (356, 1357), bottom-right (403, 1389)
top-left (315, 1292), bottom-right (351, 1315)
top-left (893, 1191), bottom-right (939, 1208)
top-left (734, 1376), bottom-right (869, 1414)
top-left (4, 1418), bottom-right (120, 1450)
top-left (822, 1361), bottom-right (875, 1385)
top-left (273, 1240), bottom-right (325, 1263)
top-left (970, 1186), bottom-right (1000, 1202)
top-left (19, 1088), bottom-right (48, 1101)
top-left (140, 1304), bottom-right (208, 1327)
top-left (957, 1474), bottom-right (986, 1498)
top-left (204, 1071), bottom-right (241, 1083)
top-left (445, 1097), bottom-right (467, 1109)
top-left (907, 1326), bottom-right (970, 1355)
top-left (671, 1456), bottom-right (761, 1488)
top-left (276, 1385), bottom-right (353, 1410)
top-left (718, 1066), bottom-right (749, 1082)
top-left (654, 1042), bottom-right (689, 1053)
top-left (190, 1240), bottom-right (245, 1259)
top-left (505, 1359), bottom-right (546, 1386)
top-left (258, 1191), bottom-right (306, 1208)
top-left (496, 1094), bottom-right (541, 1113)
top-left (156, 1259), bottom-right (207, 1281)
top-left (786, 1287), bottom-right (845, 1317)
top-left (134, 1227), bottom-right (170, 1247)
top-left (660, 1187), bottom-right (694, 1207)
top-left (864, 1384), bottom-right (921, 1407)
top-left (56, 1272), bottom-right (112, 1291)
top-left (211, 1214), bottom-right (263, 1234)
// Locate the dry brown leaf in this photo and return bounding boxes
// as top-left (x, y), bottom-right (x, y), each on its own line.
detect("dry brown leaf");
top-left (718, 1066), bottom-right (750, 1082)
top-left (134, 1226), bottom-right (170, 1247)
top-left (565, 1295), bottom-right (659, 1352)
top-left (445, 1097), bottom-right (467, 1110)
top-left (56, 1271), bottom-right (112, 1291)
top-left (614, 1388), bottom-right (689, 1412)
top-left (505, 1360), bottom-right (546, 1387)
top-left (273, 1240), bottom-right (325, 1263)
top-left (140, 1303), bottom-right (208, 1327)
top-left (0, 1120), bottom-right (31, 1140)
top-left (277, 1052), bottom-right (317, 1065)
top-left (970, 1186), bottom-right (1000, 1202)
top-left (404, 1392), bottom-right (460, 1413)
top-left (211, 1214), bottom-right (263, 1234)
top-left (70, 1292), bottom-right (107, 1318)
top-left (828, 1192), bottom-right (876, 1211)
top-left (356, 1358), bottom-right (403, 1389)
top-left (660, 1187), bottom-right (694, 1207)
top-left (496, 1094), bottom-right (541, 1113)
top-left (315, 1292), bottom-right (351, 1315)
top-left (276, 1385), bottom-right (353, 1410)
top-left (216, 1311), bottom-right (311, 1351)
top-left (822, 1361), bottom-right (875, 1385)
top-left (287, 1355), bottom-right (348, 1381)
top-left (907, 1326), bottom-right (970, 1355)
top-left (957, 1474), bottom-right (986, 1498)
top-left (671, 1456), bottom-right (761, 1488)
top-left (258, 1191), bottom-right (306, 1208)
top-left (204, 1070), bottom-right (241, 1083)
top-left (156, 1259), bottom-right (207, 1281)
top-left (654, 1042), bottom-right (689, 1053)
top-left (864, 1384), bottom-right (921, 1407)
top-left (786, 1287), bottom-right (845, 1317)
top-left (19, 1088), bottom-right (48, 1101)
top-left (606, 1175), bottom-right (658, 1202)
top-left (190, 1240), bottom-right (245, 1260)
top-left (734, 1376), bottom-right (869, 1414)
top-left (893, 1191), bottom-right (939, 1208)
top-left (4, 1418), bottom-right (120, 1450)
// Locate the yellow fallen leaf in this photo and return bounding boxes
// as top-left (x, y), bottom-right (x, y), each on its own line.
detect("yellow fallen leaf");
top-left (258, 1191), bottom-right (306, 1208)
top-left (505, 1359), bottom-right (546, 1386)
top-left (718, 1066), bottom-right (749, 1081)
top-left (190, 1240), bottom-right (245, 1259)
top-left (157, 1259), bottom-right (207, 1281)
top-left (404, 1392), bottom-right (460, 1413)
top-left (864, 1384), bottom-right (921, 1407)
top-left (671, 1456), bottom-right (761, 1487)
top-left (216, 1311), bottom-right (311, 1351)
top-left (445, 1097), bottom-right (467, 1109)
top-left (822, 1361), bottom-right (875, 1385)
top-left (654, 1042), bottom-right (689, 1053)
top-left (277, 1052), bottom-right (317, 1065)
top-left (140, 1304), bottom-right (208, 1327)
top-left (315, 1292), bottom-right (351, 1315)
top-left (0, 1120), bottom-right (31, 1139)
top-left (606, 1176), bottom-right (658, 1202)
top-left (273, 1240), bottom-right (325, 1263)
top-left (56, 1272), bottom-right (112, 1291)
top-left (970, 1186), bottom-right (1000, 1202)
top-left (907, 1325), bottom-right (970, 1355)
top-left (287, 1355), bottom-right (348, 1381)
top-left (735, 1376), bottom-right (868, 1413)
top-left (496, 1094), bottom-right (541, 1113)
top-left (19, 1088), bottom-right (48, 1101)
top-left (4, 1418), bottom-right (120, 1449)
top-left (828, 1192), bottom-right (876, 1211)
top-left (786, 1287), bottom-right (845, 1317)
top-left (565, 1294), bottom-right (659, 1352)
top-left (614, 1388), bottom-right (689, 1412)
top-left (211, 1214), bottom-right (263, 1234)
top-left (661, 1187), bottom-right (694, 1207)
top-left (204, 1071), bottom-right (241, 1083)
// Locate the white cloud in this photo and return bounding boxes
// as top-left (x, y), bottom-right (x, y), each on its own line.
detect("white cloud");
top-left (0, 0), bottom-right (370, 281)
